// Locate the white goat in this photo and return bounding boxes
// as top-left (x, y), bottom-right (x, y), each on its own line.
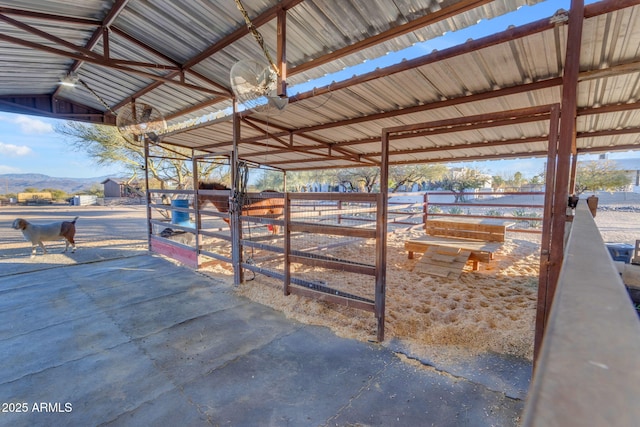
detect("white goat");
top-left (12, 217), bottom-right (79, 257)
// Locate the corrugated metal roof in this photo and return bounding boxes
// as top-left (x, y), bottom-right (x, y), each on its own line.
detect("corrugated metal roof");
top-left (0, 0), bottom-right (543, 125)
top-left (1, 0), bottom-right (639, 170)
top-left (155, 1), bottom-right (640, 171)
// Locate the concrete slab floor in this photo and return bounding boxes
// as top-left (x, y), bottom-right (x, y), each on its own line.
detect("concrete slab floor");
top-left (0, 254), bottom-right (528, 426)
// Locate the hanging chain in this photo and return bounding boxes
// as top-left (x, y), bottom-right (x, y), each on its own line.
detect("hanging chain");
top-left (77, 78), bottom-right (118, 116)
top-left (234, 0), bottom-right (280, 76)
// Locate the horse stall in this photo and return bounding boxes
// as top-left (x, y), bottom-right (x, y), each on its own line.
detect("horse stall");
top-left (141, 147), bottom-right (387, 340)
top-left (283, 192), bottom-right (386, 341)
top-left (198, 184), bottom-right (285, 281)
top-left (146, 183), bottom-right (386, 340)
top-left (148, 189), bottom-right (200, 268)
top-left (195, 188), bottom-right (387, 341)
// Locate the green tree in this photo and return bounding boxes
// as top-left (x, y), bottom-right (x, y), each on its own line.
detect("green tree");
top-left (85, 183), bottom-right (104, 197)
top-left (529, 172), bottom-right (545, 186)
top-left (55, 122), bottom-right (223, 190)
top-left (286, 169), bottom-right (335, 192)
top-left (491, 175), bottom-right (505, 191)
top-left (255, 170), bottom-right (285, 191)
top-left (41, 188), bottom-right (68, 201)
top-left (388, 164), bottom-right (447, 192)
top-left (435, 168), bottom-right (488, 202)
top-left (337, 167), bottom-right (379, 192)
top-left (497, 171), bottom-right (528, 189)
top-left (512, 171), bottom-right (526, 188)
top-left (574, 160), bottom-right (631, 195)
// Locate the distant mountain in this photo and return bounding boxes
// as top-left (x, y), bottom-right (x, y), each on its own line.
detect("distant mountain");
top-left (0, 173), bottom-right (120, 195)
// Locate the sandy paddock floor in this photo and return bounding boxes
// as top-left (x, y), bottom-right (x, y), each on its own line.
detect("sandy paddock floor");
top-left (224, 230), bottom-right (542, 361)
top-left (203, 196), bottom-right (640, 363)
top-left (3, 196), bottom-right (639, 364)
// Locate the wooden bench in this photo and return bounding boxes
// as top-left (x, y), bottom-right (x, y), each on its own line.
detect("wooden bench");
top-left (405, 219), bottom-right (508, 271)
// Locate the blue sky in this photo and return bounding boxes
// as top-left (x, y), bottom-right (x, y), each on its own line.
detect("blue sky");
top-left (0, 113), bottom-right (124, 177)
top-left (1, 0), bottom-right (636, 179)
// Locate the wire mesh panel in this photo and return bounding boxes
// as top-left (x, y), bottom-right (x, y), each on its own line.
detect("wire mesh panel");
top-left (197, 186), bottom-right (234, 264)
top-left (237, 191), bottom-right (286, 281)
top-left (284, 192), bottom-right (385, 338)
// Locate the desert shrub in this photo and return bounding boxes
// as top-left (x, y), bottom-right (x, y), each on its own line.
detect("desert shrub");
top-left (512, 209), bottom-right (542, 228)
top-left (485, 209), bottom-right (504, 217)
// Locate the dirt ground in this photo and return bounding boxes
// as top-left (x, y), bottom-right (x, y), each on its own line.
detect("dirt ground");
top-left (2, 194), bottom-right (639, 364)
top-left (0, 205), bottom-right (149, 276)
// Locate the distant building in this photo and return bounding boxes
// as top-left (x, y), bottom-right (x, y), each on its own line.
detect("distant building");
top-left (17, 192), bottom-right (52, 204)
top-left (101, 178), bottom-right (143, 198)
top-left (101, 178), bottom-right (126, 197)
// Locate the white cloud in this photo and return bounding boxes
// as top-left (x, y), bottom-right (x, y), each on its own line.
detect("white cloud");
top-left (13, 115), bottom-right (54, 134)
top-left (0, 142), bottom-right (33, 157)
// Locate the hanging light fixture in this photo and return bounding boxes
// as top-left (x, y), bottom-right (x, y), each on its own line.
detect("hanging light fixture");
top-left (58, 71), bottom-right (79, 87)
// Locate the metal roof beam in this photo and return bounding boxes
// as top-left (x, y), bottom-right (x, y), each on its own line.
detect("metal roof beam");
top-left (0, 12), bottom-right (105, 61)
top-left (53, 0), bottom-right (131, 99)
top-left (155, 0), bottom-right (633, 126)
top-left (114, 0), bottom-right (303, 111)
top-left (243, 116), bottom-right (363, 161)
top-left (289, 0), bottom-right (633, 104)
top-left (0, 3), bottom-right (230, 101)
top-left (0, 33), bottom-right (228, 97)
top-left (182, 0), bottom-right (303, 68)
top-left (0, 6), bottom-right (99, 26)
top-left (579, 143), bottom-right (640, 153)
top-left (291, 15), bottom-right (560, 103)
top-left (109, 27), bottom-right (228, 94)
top-left (0, 95), bottom-right (113, 124)
top-left (289, 0), bottom-right (493, 76)
top-left (237, 68), bottom-right (639, 150)
top-left (259, 155), bottom-right (374, 168)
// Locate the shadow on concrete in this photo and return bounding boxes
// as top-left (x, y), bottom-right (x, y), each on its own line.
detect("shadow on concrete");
top-left (0, 253), bottom-right (529, 426)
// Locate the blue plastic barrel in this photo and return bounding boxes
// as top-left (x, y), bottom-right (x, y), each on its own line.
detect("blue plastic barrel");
top-left (171, 199), bottom-right (190, 224)
top-left (605, 243), bottom-right (634, 264)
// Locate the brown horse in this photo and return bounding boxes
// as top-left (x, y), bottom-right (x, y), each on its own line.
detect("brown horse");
top-left (198, 182), bottom-right (283, 234)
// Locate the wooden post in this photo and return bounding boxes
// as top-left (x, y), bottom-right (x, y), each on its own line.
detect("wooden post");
top-left (548, 0), bottom-right (583, 296)
top-left (587, 195), bottom-right (599, 217)
top-left (276, 9), bottom-right (287, 98)
top-left (535, 104), bottom-right (560, 361)
top-left (535, 0), bottom-right (584, 365)
top-left (376, 129), bottom-right (390, 342)
top-left (569, 152), bottom-right (578, 195)
top-left (423, 192), bottom-right (429, 225)
top-left (283, 193), bottom-right (291, 296)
